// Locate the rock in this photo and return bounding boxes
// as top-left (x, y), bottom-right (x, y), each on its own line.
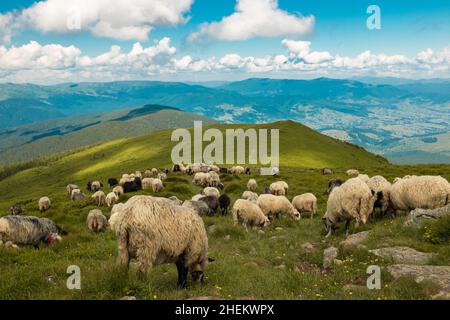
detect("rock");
top-left (343, 284), bottom-right (366, 291)
top-left (370, 247), bottom-right (436, 265)
top-left (274, 264), bottom-right (286, 269)
top-left (340, 231), bottom-right (369, 250)
top-left (120, 296), bottom-right (137, 300)
top-left (387, 264), bottom-right (450, 296)
top-left (258, 230), bottom-right (265, 234)
top-left (224, 235), bottom-right (231, 240)
top-left (323, 246), bottom-right (338, 268)
top-left (186, 296), bottom-right (221, 300)
top-left (407, 204), bottom-right (450, 226)
top-left (301, 242), bottom-right (315, 252)
top-left (244, 262), bottom-right (258, 268)
top-left (275, 227), bottom-right (283, 231)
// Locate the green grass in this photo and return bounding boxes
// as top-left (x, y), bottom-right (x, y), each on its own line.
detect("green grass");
top-left (0, 121), bottom-right (448, 300)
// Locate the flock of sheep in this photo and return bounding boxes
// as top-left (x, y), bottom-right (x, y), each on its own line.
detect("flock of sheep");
top-left (1, 163), bottom-right (450, 288)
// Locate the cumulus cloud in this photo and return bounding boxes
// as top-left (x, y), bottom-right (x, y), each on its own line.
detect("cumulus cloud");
top-left (2, 0), bottom-right (193, 42)
top-left (188, 0), bottom-right (314, 42)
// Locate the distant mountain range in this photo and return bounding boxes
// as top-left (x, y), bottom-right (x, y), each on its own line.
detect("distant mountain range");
top-left (0, 77), bottom-right (449, 164)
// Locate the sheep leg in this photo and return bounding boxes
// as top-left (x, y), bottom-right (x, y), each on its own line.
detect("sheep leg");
top-left (345, 220), bottom-right (351, 237)
top-left (176, 261), bottom-right (188, 289)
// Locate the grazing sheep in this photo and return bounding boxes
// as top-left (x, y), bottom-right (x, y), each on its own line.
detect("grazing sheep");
top-left (193, 172), bottom-right (208, 186)
top-left (202, 187), bottom-right (220, 199)
top-left (247, 179), bottom-right (257, 192)
top-left (182, 200), bottom-right (210, 217)
top-left (324, 178), bottom-right (343, 195)
top-left (71, 189), bottom-right (86, 201)
top-left (158, 172), bottom-right (167, 181)
top-left (87, 209), bottom-right (108, 233)
top-left (346, 169), bottom-right (360, 177)
top-left (151, 179), bottom-right (164, 193)
top-left (91, 191), bottom-right (106, 207)
top-left (66, 184), bottom-right (79, 198)
top-left (199, 196), bottom-right (219, 215)
top-left (230, 166), bottom-right (245, 174)
top-left (321, 168), bottom-right (334, 175)
top-left (38, 197), bottom-right (51, 212)
top-left (322, 178), bottom-right (378, 237)
top-left (113, 185), bottom-right (124, 197)
top-left (357, 174), bottom-right (370, 183)
top-left (144, 170), bottom-right (153, 178)
top-left (242, 191), bottom-right (258, 203)
top-left (366, 176), bottom-right (392, 216)
top-left (206, 171), bottom-right (221, 188)
top-left (218, 194), bottom-right (231, 215)
top-left (292, 193), bottom-right (317, 219)
top-left (257, 194), bottom-right (301, 220)
top-left (191, 194), bottom-right (204, 202)
top-left (123, 177), bottom-right (142, 193)
top-left (0, 215), bottom-right (65, 247)
top-left (106, 192), bottom-right (119, 207)
top-left (389, 176), bottom-right (450, 214)
top-left (142, 178), bottom-right (154, 190)
top-left (244, 167), bottom-right (251, 175)
top-left (116, 196), bottom-right (209, 287)
top-left (151, 168), bottom-right (158, 176)
top-left (9, 204), bottom-right (23, 215)
top-left (168, 196), bottom-right (183, 206)
top-left (209, 165), bottom-right (220, 173)
top-left (232, 199), bottom-right (271, 232)
top-left (108, 178), bottom-right (119, 188)
top-left (90, 181), bottom-right (103, 192)
top-left (269, 181), bottom-right (289, 196)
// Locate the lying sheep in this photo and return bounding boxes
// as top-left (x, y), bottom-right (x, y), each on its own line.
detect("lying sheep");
top-left (91, 191), bottom-right (106, 207)
top-left (218, 194), bottom-right (231, 215)
top-left (257, 194), bottom-right (301, 220)
top-left (232, 199), bottom-right (271, 232)
top-left (87, 209), bottom-right (108, 233)
top-left (292, 193), bottom-right (317, 219)
top-left (38, 197), bottom-right (51, 212)
top-left (151, 178), bottom-right (164, 193)
top-left (71, 189), bottom-right (86, 201)
top-left (322, 178), bottom-right (378, 237)
top-left (269, 181), bottom-right (289, 196)
top-left (182, 200), bottom-right (210, 217)
top-left (113, 185), bottom-right (124, 197)
top-left (389, 175), bottom-right (450, 214)
top-left (106, 192), bottom-right (119, 207)
top-left (247, 179), bottom-right (257, 192)
top-left (366, 176), bottom-right (392, 216)
top-left (202, 187), bottom-right (220, 199)
top-left (346, 169), bottom-right (360, 177)
top-left (9, 204), bottom-right (23, 215)
top-left (242, 191), bottom-right (258, 203)
top-left (116, 196), bottom-right (209, 287)
top-left (66, 184), bottom-right (79, 198)
top-left (0, 215), bottom-right (65, 247)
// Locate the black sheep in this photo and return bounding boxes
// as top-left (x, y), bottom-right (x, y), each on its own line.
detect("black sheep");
top-left (108, 178), bottom-right (119, 188)
top-left (244, 167), bottom-right (251, 175)
top-left (123, 177), bottom-right (142, 193)
top-left (199, 196), bottom-right (219, 216)
top-left (218, 194), bottom-right (231, 215)
top-left (172, 164), bottom-right (181, 172)
top-left (219, 167), bottom-right (229, 174)
top-left (86, 181), bottom-right (92, 191)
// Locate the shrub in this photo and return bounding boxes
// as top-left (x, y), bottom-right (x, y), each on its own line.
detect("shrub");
top-left (422, 215), bottom-right (450, 244)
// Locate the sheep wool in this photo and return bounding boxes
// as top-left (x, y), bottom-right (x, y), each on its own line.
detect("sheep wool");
top-left (232, 199), bottom-right (270, 231)
top-left (242, 191), bottom-right (258, 203)
top-left (113, 185), bottom-right (124, 197)
top-left (292, 193), bottom-right (317, 219)
top-left (346, 169), bottom-right (360, 177)
top-left (92, 191), bottom-right (106, 206)
top-left (38, 197), bottom-right (51, 212)
top-left (87, 209), bottom-right (108, 233)
top-left (116, 196), bottom-right (209, 287)
top-left (269, 181), bottom-right (289, 196)
top-left (257, 194), bottom-right (300, 220)
top-left (202, 187), bottom-right (220, 199)
top-left (247, 179), bottom-right (257, 192)
top-left (151, 179), bottom-right (164, 193)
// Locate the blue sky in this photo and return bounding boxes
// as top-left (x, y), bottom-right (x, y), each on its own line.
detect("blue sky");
top-left (0, 0), bottom-right (449, 83)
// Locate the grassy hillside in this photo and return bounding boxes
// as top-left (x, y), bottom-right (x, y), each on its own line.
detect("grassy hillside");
top-left (0, 121), bottom-right (448, 300)
top-left (0, 105), bottom-right (216, 165)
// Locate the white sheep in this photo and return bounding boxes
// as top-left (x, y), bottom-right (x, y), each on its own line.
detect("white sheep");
top-left (230, 166), bottom-right (245, 174)
top-left (151, 178), bottom-right (164, 193)
top-left (91, 191), bottom-right (106, 206)
top-left (113, 185), bottom-right (124, 197)
top-left (116, 195), bottom-right (209, 287)
top-left (87, 209), bottom-right (108, 233)
top-left (158, 172), bottom-right (167, 181)
top-left (151, 168), bottom-right (158, 176)
top-left (256, 194), bottom-right (300, 220)
top-left (346, 169), bottom-right (360, 177)
top-left (357, 174), bottom-right (370, 183)
top-left (66, 184), bottom-right (79, 198)
top-left (90, 181), bottom-right (102, 192)
top-left (247, 179), bottom-right (257, 192)
top-left (71, 189), bottom-right (85, 201)
top-left (292, 193), bottom-right (317, 219)
top-left (193, 172), bottom-right (208, 186)
top-left (202, 187), bottom-right (220, 199)
top-left (232, 199), bottom-right (271, 231)
top-left (109, 203), bottom-right (125, 232)
top-left (38, 197), bottom-right (51, 212)
top-left (106, 192), bottom-right (119, 207)
top-left (269, 181), bottom-right (289, 196)
top-left (142, 178), bottom-right (154, 190)
top-left (366, 175), bottom-right (392, 215)
top-left (206, 171), bottom-right (221, 188)
top-left (242, 191), bottom-right (258, 203)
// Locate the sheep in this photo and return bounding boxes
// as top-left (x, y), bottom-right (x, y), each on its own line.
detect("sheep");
top-left (219, 167), bottom-right (229, 174)
top-left (230, 166), bottom-right (245, 174)
top-left (247, 179), bottom-right (257, 192)
top-left (109, 203), bottom-right (125, 232)
top-left (71, 189), bottom-right (86, 201)
top-left (135, 171), bottom-right (142, 179)
top-left (271, 167), bottom-right (280, 176)
top-left (206, 171), bottom-right (221, 188)
top-left (256, 194), bottom-right (301, 220)
top-left (66, 184), bottom-right (79, 198)
top-left (142, 178), bottom-right (154, 190)
top-left (168, 196), bottom-right (183, 206)
top-left (346, 169), bottom-right (360, 177)
top-left (106, 192), bottom-right (119, 207)
top-left (218, 194), bottom-right (231, 215)
top-left (366, 175), bottom-right (392, 217)
top-left (199, 196), bottom-right (219, 215)
top-left (182, 200), bottom-right (210, 217)
top-left (242, 191), bottom-right (258, 203)
top-left (202, 187), bottom-right (220, 199)
top-left (9, 204), bottom-right (23, 215)
top-left (90, 181), bottom-right (103, 192)
top-left (269, 181), bottom-right (289, 196)
top-left (357, 174), bottom-right (370, 183)
top-left (91, 191), bottom-right (106, 207)
top-left (191, 194), bottom-right (204, 202)
top-left (389, 176), bottom-right (450, 215)
top-left (108, 178), bottom-right (119, 188)
top-left (151, 168), bottom-right (158, 176)
top-left (113, 185), bottom-right (124, 197)
top-left (321, 168), bottom-right (334, 175)
top-left (151, 179), bottom-right (164, 193)
top-left (123, 177), bottom-right (142, 193)
top-left (144, 169), bottom-right (153, 178)
top-left (324, 178), bottom-right (343, 195)
top-left (38, 197), bottom-right (51, 212)
top-left (158, 172), bottom-right (167, 181)
top-left (193, 172), bottom-right (208, 186)
top-left (209, 165), bottom-right (220, 173)
top-left (292, 193), bottom-right (317, 219)
top-left (262, 187), bottom-right (271, 194)
top-left (116, 196), bottom-right (209, 287)
top-left (232, 199), bottom-right (271, 232)
top-left (87, 209), bottom-right (108, 233)
top-left (172, 164), bottom-right (181, 172)
top-left (322, 178), bottom-right (378, 237)
top-left (0, 215), bottom-right (65, 247)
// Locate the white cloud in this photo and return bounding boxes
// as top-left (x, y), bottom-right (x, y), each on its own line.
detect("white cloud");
top-left (3, 0), bottom-right (193, 42)
top-left (188, 0), bottom-right (314, 42)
